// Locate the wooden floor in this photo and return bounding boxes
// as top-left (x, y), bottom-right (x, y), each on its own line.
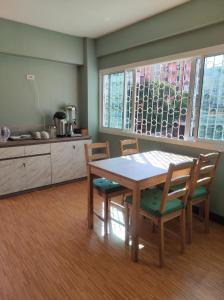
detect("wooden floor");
top-left (0, 180), bottom-right (224, 300)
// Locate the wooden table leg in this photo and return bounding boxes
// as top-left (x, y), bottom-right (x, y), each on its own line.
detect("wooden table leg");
top-left (88, 170), bottom-right (94, 229)
top-left (131, 186), bottom-right (140, 262)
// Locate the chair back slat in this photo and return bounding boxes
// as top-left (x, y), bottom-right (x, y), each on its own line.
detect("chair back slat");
top-left (88, 142), bottom-right (109, 150)
top-left (120, 139), bottom-right (139, 156)
top-left (172, 161), bottom-right (194, 171)
top-left (201, 152), bottom-right (220, 161)
top-left (160, 160), bottom-right (196, 213)
top-left (200, 165), bottom-right (215, 175)
top-left (195, 177), bottom-right (212, 187)
top-left (88, 153), bottom-right (108, 162)
top-left (166, 188), bottom-right (187, 201)
top-left (122, 148), bottom-right (139, 156)
top-left (190, 152), bottom-right (220, 196)
top-left (170, 175), bottom-right (191, 187)
top-left (84, 142), bottom-right (110, 164)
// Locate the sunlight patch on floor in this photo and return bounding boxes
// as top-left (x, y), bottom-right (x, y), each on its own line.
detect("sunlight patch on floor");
top-left (99, 204), bottom-right (145, 249)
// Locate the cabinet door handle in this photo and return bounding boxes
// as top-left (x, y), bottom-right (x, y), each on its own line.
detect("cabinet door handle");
top-left (73, 145), bottom-right (76, 150)
top-left (22, 162), bottom-right (26, 167)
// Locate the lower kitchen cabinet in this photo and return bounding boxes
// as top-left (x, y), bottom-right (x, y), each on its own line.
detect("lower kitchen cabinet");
top-left (25, 155), bottom-right (51, 190)
top-left (72, 140), bottom-right (91, 179)
top-left (51, 142), bottom-right (75, 183)
top-left (0, 158), bottom-right (26, 195)
top-left (51, 140), bottom-right (91, 184)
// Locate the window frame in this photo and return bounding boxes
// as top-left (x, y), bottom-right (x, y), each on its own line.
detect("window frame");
top-left (99, 44), bottom-right (224, 152)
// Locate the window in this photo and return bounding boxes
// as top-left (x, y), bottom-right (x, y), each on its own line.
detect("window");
top-left (101, 53), bottom-right (224, 143)
top-left (198, 54), bottom-right (224, 140)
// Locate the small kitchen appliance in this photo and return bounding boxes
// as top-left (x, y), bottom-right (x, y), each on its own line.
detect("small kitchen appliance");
top-left (53, 112), bottom-right (67, 137)
top-left (64, 105), bottom-right (77, 136)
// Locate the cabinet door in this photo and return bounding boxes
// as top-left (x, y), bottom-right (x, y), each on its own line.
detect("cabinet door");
top-left (0, 158), bottom-right (26, 196)
top-left (71, 139), bottom-right (92, 179)
top-left (25, 155), bottom-right (51, 190)
top-left (51, 142), bottom-right (74, 184)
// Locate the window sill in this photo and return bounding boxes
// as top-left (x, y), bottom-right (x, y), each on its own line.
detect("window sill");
top-left (99, 128), bottom-right (224, 152)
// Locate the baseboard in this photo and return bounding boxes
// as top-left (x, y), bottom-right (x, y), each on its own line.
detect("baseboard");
top-left (192, 206), bottom-right (224, 225)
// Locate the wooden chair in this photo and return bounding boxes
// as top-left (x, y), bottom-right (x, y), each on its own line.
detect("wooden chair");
top-left (187, 152), bottom-right (220, 243)
top-left (85, 142), bottom-right (128, 234)
top-left (120, 138), bottom-right (139, 156)
top-left (125, 160), bottom-right (196, 267)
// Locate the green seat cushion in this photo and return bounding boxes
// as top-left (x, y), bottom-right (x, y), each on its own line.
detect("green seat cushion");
top-left (126, 188), bottom-right (184, 217)
top-left (171, 185), bottom-right (207, 200)
top-left (191, 186), bottom-right (208, 199)
top-left (93, 178), bottom-right (125, 194)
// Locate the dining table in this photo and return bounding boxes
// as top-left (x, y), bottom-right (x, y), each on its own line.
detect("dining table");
top-left (87, 150), bottom-right (193, 262)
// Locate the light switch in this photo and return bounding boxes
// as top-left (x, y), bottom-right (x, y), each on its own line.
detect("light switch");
top-left (26, 74), bottom-right (35, 80)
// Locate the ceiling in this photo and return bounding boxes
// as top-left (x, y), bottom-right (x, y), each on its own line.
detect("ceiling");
top-left (0, 0), bottom-right (189, 38)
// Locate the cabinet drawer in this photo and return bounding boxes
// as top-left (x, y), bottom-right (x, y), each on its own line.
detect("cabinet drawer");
top-left (0, 146), bottom-right (25, 160)
top-left (25, 144), bottom-right (50, 156)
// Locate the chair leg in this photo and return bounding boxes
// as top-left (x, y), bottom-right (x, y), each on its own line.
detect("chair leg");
top-left (180, 209), bottom-right (186, 254)
top-left (158, 219), bottom-right (164, 268)
top-left (104, 196), bottom-right (109, 235)
top-left (124, 202), bottom-right (130, 246)
top-left (204, 197), bottom-right (210, 233)
top-left (187, 201), bottom-right (193, 244)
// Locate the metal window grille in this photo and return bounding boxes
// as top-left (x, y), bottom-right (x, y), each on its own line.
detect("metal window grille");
top-left (132, 59), bottom-right (192, 139)
top-left (124, 70), bottom-right (135, 130)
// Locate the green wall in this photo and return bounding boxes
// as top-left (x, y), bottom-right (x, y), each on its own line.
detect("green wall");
top-left (96, 0), bottom-right (224, 216)
top-left (98, 22), bottom-right (224, 69)
top-left (0, 18), bottom-right (83, 64)
top-left (96, 0), bottom-right (224, 57)
top-left (0, 53), bottom-right (79, 131)
top-left (0, 18), bottom-right (95, 136)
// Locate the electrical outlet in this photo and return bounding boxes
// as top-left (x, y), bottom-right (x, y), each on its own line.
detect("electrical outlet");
top-left (26, 74), bottom-right (35, 80)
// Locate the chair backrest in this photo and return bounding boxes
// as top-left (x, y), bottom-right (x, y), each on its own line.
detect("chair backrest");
top-left (84, 142), bottom-right (110, 164)
top-left (160, 160), bottom-right (196, 213)
top-left (120, 138), bottom-right (139, 156)
top-left (190, 152), bottom-right (220, 196)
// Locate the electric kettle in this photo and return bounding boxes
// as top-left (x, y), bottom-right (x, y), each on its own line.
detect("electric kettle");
top-left (53, 112), bottom-right (67, 137)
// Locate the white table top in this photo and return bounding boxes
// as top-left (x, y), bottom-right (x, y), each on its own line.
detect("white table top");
top-left (89, 151), bottom-right (193, 182)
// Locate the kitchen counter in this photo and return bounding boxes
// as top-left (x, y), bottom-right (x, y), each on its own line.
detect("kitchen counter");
top-left (0, 135), bottom-right (91, 148)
